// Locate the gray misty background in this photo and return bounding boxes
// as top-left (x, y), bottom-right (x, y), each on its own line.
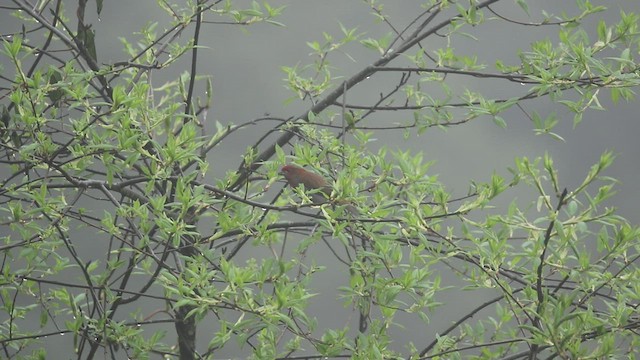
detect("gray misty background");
top-left (1, 0), bottom-right (639, 358)
top-left (80, 0), bottom-right (640, 219)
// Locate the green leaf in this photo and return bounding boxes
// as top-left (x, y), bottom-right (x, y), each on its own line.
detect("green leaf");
top-left (492, 116), bottom-right (507, 128)
top-left (0, 104), bottom-right (10, 130)
top-left (47, 68), bottom-right (65, 103)
top-left (3, 35), bottom-right (22, 57)
top-left (78, 26), bottom-right (97, 62)
top-left (96, 0), bottom-right (103, 15)
top-left (516, 0), bottom-right (530, 16)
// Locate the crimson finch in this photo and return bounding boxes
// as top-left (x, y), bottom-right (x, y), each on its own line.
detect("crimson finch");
top-left (280, 164), bottom-right (357, 214)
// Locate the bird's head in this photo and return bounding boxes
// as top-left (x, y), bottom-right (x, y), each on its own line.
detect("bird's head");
top-left (280, 164), bottom-right (304, 187)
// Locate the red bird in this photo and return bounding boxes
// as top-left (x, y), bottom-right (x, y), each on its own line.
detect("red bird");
top-left (280, 164), bottom-right (331, 203)
top-left (280, 164), bottom-right (357, 214)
